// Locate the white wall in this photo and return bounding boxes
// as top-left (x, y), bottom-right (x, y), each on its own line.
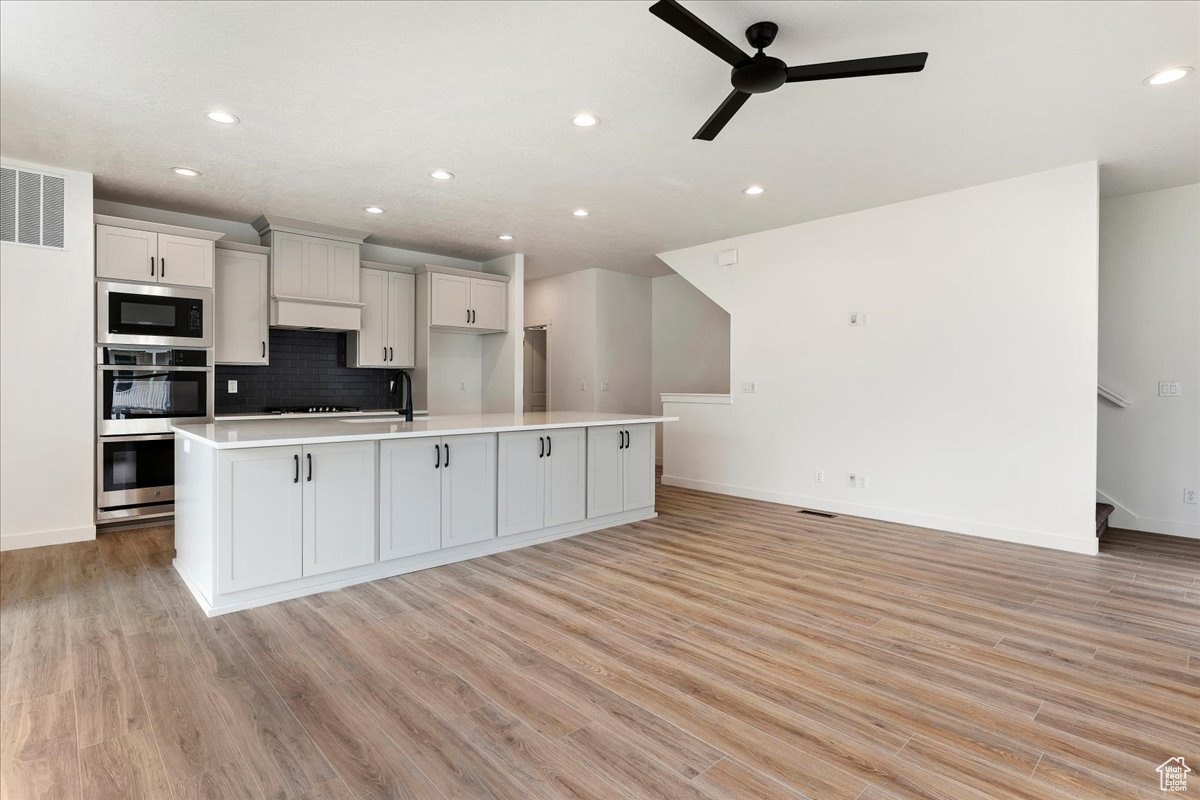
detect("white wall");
top-left (525, 268), bottom-right (653, 414)
top-left (651, 274), bottom-right (731, 456)
top-left (481, 254), bottom-right (524, 414)
top-left (1098, 184), bottom-right (1199, 539)
top-left (595, 270), bottom-right (652, 415)
top-left (525, 270), bottom-right (598, 412)
top-left (659, 163), bottom-right (1100, 555)
top-left (1, 159), bottom-right (96, 550)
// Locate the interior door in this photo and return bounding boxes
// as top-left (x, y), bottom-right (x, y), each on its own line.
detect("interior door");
top-left (157, 234), bottom-right (213, 288)
top-left (96, 225), bottom-right (158, 282)
top-left (220, 447), bottom-right (303, 593)
top-left (544, 427), bottom-right (586, 528)
top-left (587, 426), bottom-right (624, 518)
top-left (469, 279), bottom-right (507, 331)
top-left (622, 424), bottom-right (655, 512)
top-left (357, 268), bottom-right (389, 367)
top-left (215, 249), bottom-right (268, 365)
top-left (497, 430), bottom-right (545, 537)
top-left (302, 441), bottom-right (377, 576)
top-left (440, 433), bottom-right (496, 547)
top-left (430, 273), bottom-right (470, 328)
top-left (523, 329), bottom-right (547, 412)
top-left (388, 272), bottom-right (415, 366)
top-left (379, 438), bottom-right (443, 561)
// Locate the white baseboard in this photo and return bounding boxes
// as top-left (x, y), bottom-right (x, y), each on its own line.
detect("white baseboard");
top-left (1096, 488), bottom-right (1200, 540)
top-left (177, 507), bottom-right (657, 617)
top-left (0, 524), bottom-right (96, 552)
top-left (662, 474), bottom-right (1099, 555)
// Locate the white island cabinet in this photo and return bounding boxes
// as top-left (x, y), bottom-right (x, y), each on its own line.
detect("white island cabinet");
top-left (173, 411), bottom-right (674, 616)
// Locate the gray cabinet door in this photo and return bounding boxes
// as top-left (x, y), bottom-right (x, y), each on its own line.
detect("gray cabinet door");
top-left (219, 447), bottom-right (303, 593)
top-left (379, 438), bottom-right (443, 560)
top-left (302, 441), bottom-right (377, 576)
top-left (544, 427), bottom-right (586, 527)
top-left (587, 426), bottom-right (624, 518)
top-left (441, 433), bottom-right (497, 547)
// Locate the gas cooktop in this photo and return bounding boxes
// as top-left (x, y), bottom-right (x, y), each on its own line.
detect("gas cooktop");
top-left (265, 405), bottom-right (362, 415)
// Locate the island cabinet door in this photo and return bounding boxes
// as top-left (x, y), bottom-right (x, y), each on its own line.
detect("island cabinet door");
top-left (622, 424), bottom-right (655, 512)
top-left (302, 441), bottom-right (377, 577)
top-left (379, 438), bottom-right (443, 561)
top-left (544, 427), bottom-right (586, 528)
top-left (587, 426), bottom-right (624, 518)
top-left (497, 430), bottom-right (545, 537)
top-left (219, 446), bottom-right (303, 593)
top-left (441, 433), bottom-right (497, 547)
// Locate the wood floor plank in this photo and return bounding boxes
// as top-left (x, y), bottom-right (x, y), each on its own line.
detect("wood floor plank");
top-left (1, 482), bottom-right (1196, 800)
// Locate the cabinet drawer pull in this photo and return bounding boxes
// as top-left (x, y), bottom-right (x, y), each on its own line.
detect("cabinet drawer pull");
top-left (434, 443), bottom-right (440, 469)
top-left (293, 454), bottom-right (299, 483)
top-left (306, 453), bottom-right (312, 482)
top-left (546, 436), bottom-right (551, 457)
top-left (443, 443), bottom-right (450, 467)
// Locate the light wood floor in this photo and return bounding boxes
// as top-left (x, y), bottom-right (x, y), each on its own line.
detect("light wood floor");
top-left (2, 483), bottom-right (1197, 800)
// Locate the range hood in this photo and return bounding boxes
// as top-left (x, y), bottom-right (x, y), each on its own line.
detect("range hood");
top-left (253, 215), bottom-right (369, 332)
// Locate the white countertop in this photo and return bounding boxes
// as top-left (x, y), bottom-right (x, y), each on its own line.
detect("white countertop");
top-left (173, 411), bottom-right (676, 449)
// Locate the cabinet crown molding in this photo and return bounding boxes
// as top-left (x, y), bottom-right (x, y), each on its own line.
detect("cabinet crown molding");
top-left (93, 214), bottom-right (225, 241)
top-left (417, 263), bottom-right (512, 283)
top-left (215, 240), bottom-right (270, 255)
top-left (252, 214), bottom-right (369, 244)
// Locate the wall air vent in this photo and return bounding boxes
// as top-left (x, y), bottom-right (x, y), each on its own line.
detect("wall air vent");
top-left (0, 165), bottom-right (66, 249)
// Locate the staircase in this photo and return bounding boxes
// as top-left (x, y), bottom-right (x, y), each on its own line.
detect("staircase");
top-left (1096, 502), bottom-right (1115, 537)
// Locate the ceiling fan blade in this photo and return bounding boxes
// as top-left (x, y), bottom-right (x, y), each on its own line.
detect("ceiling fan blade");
top-left (785, 52), bottom-right (928, 83)
top-left (693, 89), bottom-right (750, 141)
top-left (649, 0), bottom-right (751, 68)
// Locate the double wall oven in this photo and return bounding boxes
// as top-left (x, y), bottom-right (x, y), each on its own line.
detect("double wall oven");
top-left (96, 282), bottom-right (214, 523)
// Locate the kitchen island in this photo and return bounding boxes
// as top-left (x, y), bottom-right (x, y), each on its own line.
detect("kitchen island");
top-left (172, 411), bottom-right (674, 615)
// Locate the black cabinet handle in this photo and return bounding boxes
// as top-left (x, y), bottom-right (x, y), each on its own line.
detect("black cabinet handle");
top-left (539, 436), bottom-right (544, 458)
top-left (443, 443), bottom-right (450, 467)
top-left (383, 346), bottom-right (387, 362)
top-left (150, 256), bottom-right (155, 277)
top-left (435, 443), bottom-right (440, 469)
top-left (389, 346), bottom-right (394, 362)
top-left (623, 430), bottom-right (630, 449)
top-left (160, 258), bottom-right (165, 277)
top-left (467, 308), bottom-right (471, 324)
top-left (293, 454), bottom-right (299, 483)
top-left (306, 453), bottom-right (312, 481)
top-left (261, 341), bottom-right (266, 358)
top-left (546, 435), bottom-right (552, 457)
top-left (618, 430), bottom-right (624, 449)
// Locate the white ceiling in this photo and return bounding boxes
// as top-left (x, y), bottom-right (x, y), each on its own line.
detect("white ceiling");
top-left (2, 1), bottom-right (1197, 279)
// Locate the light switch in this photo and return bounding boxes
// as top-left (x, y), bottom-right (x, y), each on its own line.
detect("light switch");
top-left (742, 381), bottom-right (757, 394)
top-left (601, 381), bottom-right (609, 392)
top-left (717, 248), bottom-right (738, 267)
top-left (1159, 381), bottom-right (1182, 397)
top-left (227, 380), bottom-right (238, 394)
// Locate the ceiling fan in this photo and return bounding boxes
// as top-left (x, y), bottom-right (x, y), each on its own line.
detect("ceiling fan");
top-left (649, 0), bottom-right (928, 140)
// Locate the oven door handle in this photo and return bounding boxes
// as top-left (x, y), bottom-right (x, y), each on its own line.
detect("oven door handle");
top-left (98, 365), bottom-right (211, 372)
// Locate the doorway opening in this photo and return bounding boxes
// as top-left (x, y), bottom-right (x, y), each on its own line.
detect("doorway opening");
top-left (523, 325), bottom-right (549, 412)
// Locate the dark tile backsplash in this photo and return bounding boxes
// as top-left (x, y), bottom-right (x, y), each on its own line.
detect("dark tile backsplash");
top-left (215, 329), bottom-right (400, 414)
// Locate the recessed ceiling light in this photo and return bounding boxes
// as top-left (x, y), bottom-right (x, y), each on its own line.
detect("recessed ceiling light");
top-left (206, 110), bottom-right (239, 124)
top-left (573, 209), bottom-right (590, 217)
top-left (743, 185), bottom-right (764, 196)
top-left (364, 206), bottom-right (384, 214)
top-left (498, 234), bottom-right (514, 241)
top-left (573, 113), bottom-right (600, 127)
top-left (172, 167), bottom-right (201, 177)
top-left (430, 169), bottom-right (454, 181)
top-left (1143, 66), bottom-right (1193, 86)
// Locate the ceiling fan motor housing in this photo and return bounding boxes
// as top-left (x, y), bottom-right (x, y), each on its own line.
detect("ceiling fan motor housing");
top-left (732, 54), bottom-right (787, 93)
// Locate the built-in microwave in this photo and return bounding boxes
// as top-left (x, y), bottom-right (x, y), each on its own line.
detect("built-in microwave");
top-left (97, 346), bottom-right (213, 435)
top-left (97, 280), bottom-right (212, 348)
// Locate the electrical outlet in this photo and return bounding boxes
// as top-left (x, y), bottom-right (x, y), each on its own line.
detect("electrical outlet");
top-left (846, 473), bottom-right (858, 488)
top-left (601, 381), bottom-right (609, 392)
top-left (815, 469), bottom-right (824, 484)
top-left (742, 381), bottom-right (757, 394)
top-left (1185, 489), bottom-right (1198, 505)
top-left (580, 381), bottom-right (587, 392)
top-left (849, 311), bottom-right (867, 327)
top-left (460, 382), bottom-right (467, 391)
top-left (859, 474), bottom-right (869, 489)
top-left (227, 380), bottom-right (238, 394)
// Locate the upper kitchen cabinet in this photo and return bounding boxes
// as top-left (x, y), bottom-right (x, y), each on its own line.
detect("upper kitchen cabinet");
top-left (94, 216), bottom-right (223, 288)
top-left (253, 215), bottom-right (368, 331)
top-left (349, 263), bottom-right (415, 368)
top-left (419, 266), bottom-right (509, 334)
top-left (215, 242), bottom-right (270, 365)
